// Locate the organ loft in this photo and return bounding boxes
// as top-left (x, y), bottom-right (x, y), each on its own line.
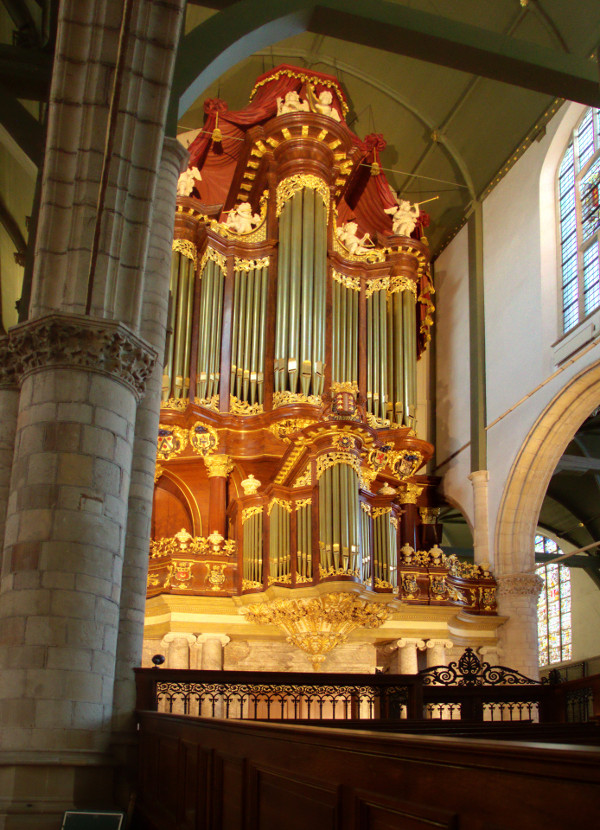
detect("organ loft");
top-left (144, 66), bottom-right (503, 671)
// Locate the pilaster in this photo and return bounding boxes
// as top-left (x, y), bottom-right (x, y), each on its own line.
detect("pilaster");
top-left (496, 572), bottom-right (543, 679)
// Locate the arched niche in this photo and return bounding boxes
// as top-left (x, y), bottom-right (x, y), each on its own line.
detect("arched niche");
top-left (152, 470), bottom-right (202, 539)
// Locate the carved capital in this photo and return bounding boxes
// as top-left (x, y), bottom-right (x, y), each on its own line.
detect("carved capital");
top-left (496, 572), bottom-right (543, 597)
top-left (161, 631), bottom-right (197, 646)
top-left (204, 453), bottom-right (234, 478)
top-left (196, 633), bottom-right (231, 647)
top-left (8, 313), bottom-right (156, 401)
top-left (425, 638), bottom-right (453, 649)
top-left (0, 337), bottom-right (19, 389)
top-left (396, 638), bottom-right (426, 650)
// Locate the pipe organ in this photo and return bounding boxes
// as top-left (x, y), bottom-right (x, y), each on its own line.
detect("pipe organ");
top-left (148, 66), bottom-right (498, 666)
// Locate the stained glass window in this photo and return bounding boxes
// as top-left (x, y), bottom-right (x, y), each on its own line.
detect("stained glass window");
top-left (535, 534), bottom-right (572, 667)
top-left (557, 108), bottom-right (600, 333)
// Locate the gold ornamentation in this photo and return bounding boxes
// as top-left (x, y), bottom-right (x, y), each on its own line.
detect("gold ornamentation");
top-left (360, 502), bottom-right (372, 515)
top-left (268, 418), bottom-right (315, 441)
top-left (198, 246), bottom-right (226, 274)
top-left (293, 466), bottom-right (313, 488)
top-left (397, 482), bottom-right (424, 504)
top-left (331, 380), bottom-right (359, 395)
top-left (316, 452), bottom-right (361, 480)
top-left (268, 574), bottom-right (293, 586)
top-left (241, 505), bottom-right (264, 524)
top-left (372, 506), bottom-right (392, 519)
top-left (374, 578), bottom-right (395, 590)
top-left (267, 497), bottom-right (293, 515)
top-left (195, 395), bottom-right (220, 412)
top-left (164, 560), bottom-right (195, 589)
top-left (366, 413), bottom-right (391, 430)
top-left (318, 564), bottom-right (361, 579)
top-left (332, 433), bottom-right (358, 452)
top-left (161, 397), bottom-right (189, 412)
top-left (332, 228), bottom-right (386, 264)
top-left (229, 395), bottom-right (264, 416)
top-left (209, 193), bottom-right (268, 243)
top-left (391, 449), bottom-right (424, 478)
top-left (157, 424), bottom-right (188, 461)
top-left (150, 528), bottom-right (236, 559)
top-left (172, 238), bottom-right (197, 267)
top-left (234, 256), bottom-right (270, 272)
top-left (480, 587), bottom-right (497, 610)
top-left (242, 578), bottom-right (263, 590)
top-left (294, 498), bottom-right (312, 510)
top-left (206, 563), bottom-right (227, 591)
top-left (242, 591), bottom-right (391, 670)
top-left (273, 391), bottom-right (321, 408)
top-left (249, 68), bottom-right (349, 116)
top-left (241, 474), bottom-right (261, 495)
top-left (189, 422), bottom-right (218, 456)
top-left (295, 572), bottom-right (312, 584)
top-left (331, 270), bottom-right (361, 290)
top-left (276, 175), bottom-right (330, 218)
top-left (360, 467), bottom-right (378, 491)
top-left (154, 463), bottom-right (164, 484)
top-left (204, 454), bottom-right (234, 478)
top-left (419, 507), bottom-right (440, 525)
top-left (365, 275), bottom-right (417, 298)
top-left (402, 573), bottom-right (420, 599)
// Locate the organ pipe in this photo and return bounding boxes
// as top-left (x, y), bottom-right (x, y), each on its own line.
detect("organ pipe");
top-left (196, 258), bottom-right (225, 401)
top-left (318, 463), bottom-right (362, 576)
top-left (164, 251), bottom-right (195, 400)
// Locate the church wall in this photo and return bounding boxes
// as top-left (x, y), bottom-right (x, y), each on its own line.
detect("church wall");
top-left (570, 569), bottom-right (600, 663)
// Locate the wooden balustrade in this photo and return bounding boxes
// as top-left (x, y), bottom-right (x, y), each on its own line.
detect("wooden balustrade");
top-left (134, 711), bottom-right (600, 830)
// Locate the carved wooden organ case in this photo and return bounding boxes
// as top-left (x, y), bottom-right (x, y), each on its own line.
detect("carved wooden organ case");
top-left (149, 66), bottom-right (497, 618)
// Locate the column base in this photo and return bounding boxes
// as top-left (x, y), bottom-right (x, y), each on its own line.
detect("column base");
top-left (0, 752), bottom-right (116, 830)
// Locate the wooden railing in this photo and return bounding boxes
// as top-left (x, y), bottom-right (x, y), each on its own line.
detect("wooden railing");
top-left (134, 711), bottom-right (600, 830)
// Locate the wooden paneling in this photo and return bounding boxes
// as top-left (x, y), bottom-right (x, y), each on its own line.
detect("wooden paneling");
top-left (134, 712), bottom-right (600, 830)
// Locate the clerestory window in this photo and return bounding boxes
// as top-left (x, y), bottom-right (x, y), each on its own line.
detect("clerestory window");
top-left (535, 534), bottom-right (572, 667)
top-left (558, 107), bottom-right (600, 333)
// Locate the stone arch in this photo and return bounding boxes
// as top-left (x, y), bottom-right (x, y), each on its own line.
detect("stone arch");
top-left (495, 360), bottom-right (600, 577)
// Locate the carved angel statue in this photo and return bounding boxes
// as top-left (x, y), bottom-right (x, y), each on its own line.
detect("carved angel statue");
top-left (177, 166), bottom-right (201, 197)
top-left (276, 90), bottom-right (310, 115)
top-left (310, 89), bottom-right (341, 122)
top-left (384, 197), bottom-right (420, 237)
top-left (336, 220), bottom-right (373, 255)
top-left (224, 202), bottom-right (261, 234)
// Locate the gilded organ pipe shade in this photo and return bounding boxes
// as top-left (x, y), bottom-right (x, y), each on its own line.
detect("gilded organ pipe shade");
top-left (196, 258), bottom-right (225, 400)
top-left (164, 251), bottom-right (195, 400)
top-left (275, 188), bottom-right (327, 397)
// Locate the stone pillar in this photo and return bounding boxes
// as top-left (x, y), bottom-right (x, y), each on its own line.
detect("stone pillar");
top-left (469, 469), bottom-right (491, 567)
top-left (204, 456), bottom-right (234, 537)
top-left (425, 638), bottom-right (453, 668)
top-left (0, 316), bottom-right (155, 823)
top-left (111, 137), bottom-right (188, 743)
top-left (197, 633), bottom-right (231, 670)
top-left (478, 645), bottom-right (503, 667)
top-left (497, 572), bottom-right (543, 679)
top-left (161, 632), bottom-right (196, 669)
top-left (395, 638), bottom-right (426, 674)
top-left (0, 339), bottom-right (19, 559)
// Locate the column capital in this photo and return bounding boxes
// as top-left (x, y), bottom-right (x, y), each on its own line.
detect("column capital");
top-left (425, 638), bottom-right (453, 649)
top-left (161, 632), bottom-right (197, 646)
top-left (204, 454), bottom-right (234, 478)
top-left (196, 633), bottom-right (231, 647)
top-left (396, 638), bottom-right (426, 650)
top-left (8, 312), bottom-right (157, 401)
top-left (0, 336), bottom-right (19, 389)
top-left (497, 572), bottom-right (543, 597)
top-left (468, 469), bottom-right (489, 484)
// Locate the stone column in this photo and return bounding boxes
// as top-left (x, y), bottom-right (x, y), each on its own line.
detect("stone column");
top-left (197, 634), bottom-right (230, 717)
top-left (497, 572), bottom-right (543, 679)
top-left (111, 137), bottom-right (188, 742)
top-left (425, 638), bottom-right (453, 668)
top-left (395, 638), bottom-right (426, 674)
top-left (162, 632), bottom-right (197, 669)
top-left (0, 315), bottom-right (155, 822)
top-left (469, 469), bottom-right (491, 567)
top-left (0, 338), bottom-right (19, 560)
top-left (478, 645), bottom-right (503, 667)
top-left (204, 456), bottom-right (234, 538)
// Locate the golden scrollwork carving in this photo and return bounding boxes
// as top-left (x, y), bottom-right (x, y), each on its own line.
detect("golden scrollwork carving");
top-left (267, 574), bottom-right (293, 586)
top-left (318, 564), bottom-right (361, 579)
top-left (365, 275), bottom-right (417, 299)
top-left (268, 418), bottom-right (315, 441)
top-left (234, 256), bottom-right (270, 272)
top-left (249, 68), bottom-right (349, 115)
top-left (241, 591), bottom-right (392, 670)
top-left (371, 506), bottom-right (392, 519)
top-left (374, 577), bottom-right (396, 591)
top-left (366, 413), bottom-right (391, 430)
top-left (397, 482), bottom-right (424, 505)
top-left (157, 424), bottom-right (188, 461)
top-left (419, 507), bottom-right (441, 525)
top-left (195, 394), bottom-right (220, 412)
top-left (276, 174), bottom-right (330, 218)
top-left (241, 504), bottom-right (264, 524)
top-left (154, 463), bottom-right (164, 484)
top-left (360, 502), bottom-right (371, 515)
top-left (332, 232), bottom-right (386, 265)
top-left (229, 395), bottom-right (264, 416)
top-left (164, 560), bottom-right (195, 589)
top-left (273, 391), bottom-right (321, 408)
top-left (294, 498), bottom-right (312, 510)
top-left (204, 454), bottom-right (234, 478)
top-left (198, 246), bottom-right (226, 274)
top-left (331, 270), bottom-right (361, 290)
top-left (267, 497), bottom-right (293, 516)
top-left (206, 563), bottom-right (227, 591)
top-left (316, 452), bottom-right (361, 481)
top-left (390, 449), bottom-right (424, 478)
top-left (242, 578), bottom-right (263, 591)
top-left (150, 528), bottom-right (236, 559)
top-left (293, 466), bottom-right (313, 488)
top-left (189, 422), bottom-right (219, 456)
top-left (161, 397), bottom-right (189, 412)
top-left (172, 238), bottom-right (198, 267)
top-left (331, 380), bottom-right (359, 395)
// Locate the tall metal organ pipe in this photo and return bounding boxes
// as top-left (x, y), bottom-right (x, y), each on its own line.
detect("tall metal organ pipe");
top-left (196, 257), bottom-right (224, 402)
top-left (318, 463), bottom-right (362, 576)
top-left (163, 250), bottom-right (195, 400)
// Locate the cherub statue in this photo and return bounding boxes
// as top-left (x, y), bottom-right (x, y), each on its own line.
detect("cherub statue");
top-left (224, 202), bottom-right (261, 235)
top-left (177, 166), bottom-right (201, 197)
top-left (336, 220), bottom-right (373, 255)
top-left (312, 89), bottom-right (341, 122)
top-left (384, 198), bottom-right (420, 237)
top-left (276, 90), bottom-right (310, 115)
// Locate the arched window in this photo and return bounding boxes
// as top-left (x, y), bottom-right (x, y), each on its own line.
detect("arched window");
top-left (558, 107), bottom-right (600, 333)
top-left (535, 534), bottom-right (572, 667)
